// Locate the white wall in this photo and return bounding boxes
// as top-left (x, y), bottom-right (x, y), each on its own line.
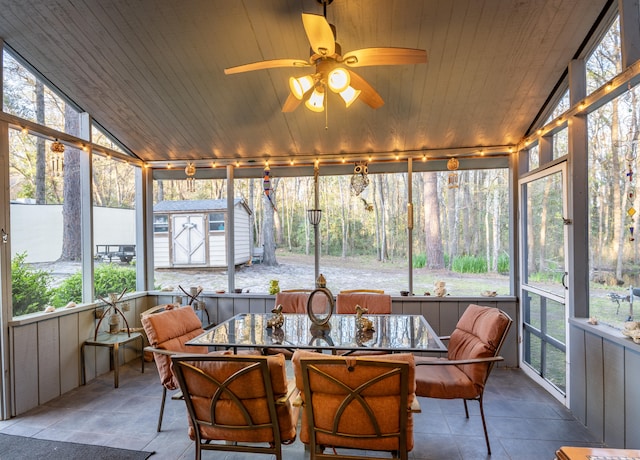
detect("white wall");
top-left (10, 204), bottom-right (135, 263)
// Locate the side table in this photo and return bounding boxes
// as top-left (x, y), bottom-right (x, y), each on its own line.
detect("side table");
top-left (81, 331), bottom-right (144, 388)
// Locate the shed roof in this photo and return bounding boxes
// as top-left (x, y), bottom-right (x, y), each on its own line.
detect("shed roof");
top-left (154, 199), bottom-right (250, 214)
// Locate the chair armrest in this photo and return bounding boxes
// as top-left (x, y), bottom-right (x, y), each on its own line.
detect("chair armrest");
top-left (409, 397), bottom-right (421, 413)
top-left (276, 379), bottom-right (299, 405)
top-left (144, 346), bottom-right (176, 357)
top-left (416, 356), bottom-right (504, 366)
top-left (292, 394), bottom-right (304, 407)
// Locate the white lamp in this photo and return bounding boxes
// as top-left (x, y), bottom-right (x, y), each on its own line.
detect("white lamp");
top-left (339, 86), bottom-right (361, 107)
top-left (289, 75), bottom-right (314, 100)
top-left (327, 68), bottom-right (350, 93)
top-left (305, 87), bottom-right (325, 112)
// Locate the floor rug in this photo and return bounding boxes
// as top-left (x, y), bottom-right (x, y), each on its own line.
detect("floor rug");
top-left (0, 433), bottom-right (154, 459)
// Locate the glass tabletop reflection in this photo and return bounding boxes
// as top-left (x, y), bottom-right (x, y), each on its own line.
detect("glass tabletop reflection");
top-left (186, 313), bottom-right (446, 353)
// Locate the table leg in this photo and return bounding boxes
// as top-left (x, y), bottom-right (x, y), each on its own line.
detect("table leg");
top-left (113, 343), bottom-right (120, 388)
top-left (139, 336), bottom-right (144, 374)
top-left (80, 343), bottom-right (86, 385)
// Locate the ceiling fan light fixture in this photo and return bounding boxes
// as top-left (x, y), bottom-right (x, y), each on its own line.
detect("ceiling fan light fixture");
top-left (327, 67), bottom-right (350, 93)
top-left (339, 85), bottom-right (361, 107)
top-left (289, 75), bottom-right (314, 99)
top-left (305, 87), bottom-right (325, 112)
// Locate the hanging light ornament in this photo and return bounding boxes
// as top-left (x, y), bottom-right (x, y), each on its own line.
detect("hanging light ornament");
top-left (447, 158), bottom-right (459, 188)
top-left (350, 162), bottom-right (369, 196)
top-left (184, 162), bottom-right (196, 192)
top-left (263, 165), bottom-right (277, 211)
top-left (50, 139), bottom-right (65, 176)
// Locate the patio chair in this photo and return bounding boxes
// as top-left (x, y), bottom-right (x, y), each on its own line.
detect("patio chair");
top-left (414, 304), bottom-right (512, 455)
top-left (171, 353), bottom-right (299, 460)
top-left (335, 291), bottom-right (391, 355)
top-left (141, 305), bottom-right (222, 432)
top-left (275, 290), bottom-right (311, 313)
top-left (291, 349), bottom-right (416, 460)
top-left (335, 290), bottom-right (391, 314)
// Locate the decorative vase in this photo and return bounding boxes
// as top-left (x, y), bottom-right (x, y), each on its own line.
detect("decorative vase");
top-left (108, 312), bottom-right (120, 333)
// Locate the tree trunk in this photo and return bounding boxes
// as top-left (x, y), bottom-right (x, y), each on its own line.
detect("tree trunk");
top-left (59, 104), bottom-right (82, 261)
top-left (376, 174), bottom-right (388, 261)
top-left (35, 80), bottom-right (46, 204)
top-left (262, 182), bottom-right (278, 266)
top-left (340, 177), bottom-right (348, 258)
top-left (423, 172), bottom-right (444, 268)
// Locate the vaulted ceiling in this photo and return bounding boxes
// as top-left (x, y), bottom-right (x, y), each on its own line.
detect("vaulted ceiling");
top-left (0, 0), bottom-right (610, 165)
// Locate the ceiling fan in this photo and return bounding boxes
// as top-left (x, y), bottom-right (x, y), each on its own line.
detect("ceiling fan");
top-left (224, 2), bottom-right (427, 113)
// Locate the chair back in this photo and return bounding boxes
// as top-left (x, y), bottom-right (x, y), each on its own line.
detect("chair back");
top-left (292, 350), bottom-right (415, 458)
top-left (171, 354), bottom-right (298, 457)
top-left (274, 290), bottom-right (311, 313)
top-left (336, 292), bottom-right (391, 314)
top-left (448, 304), bottom-right (512, 390)
top-left (141, 306), bottom-right (208, 389)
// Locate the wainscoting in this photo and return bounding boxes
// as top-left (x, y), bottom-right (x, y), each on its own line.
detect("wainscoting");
top-left (569, 318), bottom-right (640, 449)
top-left (7, 293), bottom-right (518, 417)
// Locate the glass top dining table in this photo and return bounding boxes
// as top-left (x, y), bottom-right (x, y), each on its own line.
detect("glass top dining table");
top-left (186, 313), bottom-right (447, 353)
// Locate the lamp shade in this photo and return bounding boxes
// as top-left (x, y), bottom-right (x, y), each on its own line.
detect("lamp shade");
top-left (327, 68), bottom-right (350, 93)
top-left (305, 87), bottom-right (325, 112)
top-left (289, 75), bottom-right (314, 100)
top-left (339, 86), bottom-right (361, 107)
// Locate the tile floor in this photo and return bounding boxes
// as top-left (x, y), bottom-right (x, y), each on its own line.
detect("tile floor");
top-left (0, 360), bottom-right (603, 459)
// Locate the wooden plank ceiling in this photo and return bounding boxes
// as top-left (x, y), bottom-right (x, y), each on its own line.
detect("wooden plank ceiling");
top-left (0, 0), bottom-right (609, 164)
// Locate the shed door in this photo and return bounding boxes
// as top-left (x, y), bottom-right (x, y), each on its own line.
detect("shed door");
top-left (172, 214), bottom-right (206, 265)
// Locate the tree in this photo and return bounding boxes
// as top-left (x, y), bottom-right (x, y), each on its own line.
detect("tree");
top-left (262, 179), bottom-right (278, 266)
top-left (35, 80), bottom-right (46, 204)
top-left (59, 104), bottom-right (82, 261)
top-left (423, 172), bottom-right (444, 268)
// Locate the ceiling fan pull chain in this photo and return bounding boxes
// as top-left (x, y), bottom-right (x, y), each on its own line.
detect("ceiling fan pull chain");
top-left (325, 88), bottom-right (329, 130)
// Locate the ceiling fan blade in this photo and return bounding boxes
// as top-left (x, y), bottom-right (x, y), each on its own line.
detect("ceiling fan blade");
top-left (282, 93), bottom-right (302, 112)
top-left (302, 13), bottom-right (335, 57)
top-left (342, 48), bottom-right (427, 67)
top-left (224, 58), bottom-right (310, 75)
top-left (348, 70), bottom-right (384, 109)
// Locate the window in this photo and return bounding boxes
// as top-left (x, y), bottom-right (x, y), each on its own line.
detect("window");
top-left (588, 85), bottom-right (640, 329)
top-left (586, 16), bottom-right (621, 95)
top-left (3, 50), bottom-right (77, 133)
top-left (209, 213), bottom-right (225, 231)
top-left (529, 143), bottom-right (540, 171)
top-left (154, 215), bottom-right (168, 233)
top-left (151, 169), bottom-right (512, 295)
top-left (553, 128), bottom-right (568, 159)
top-left (92, 154), bottom-right (137, 297)
top-left (9, 130), bottom-right (83, 315)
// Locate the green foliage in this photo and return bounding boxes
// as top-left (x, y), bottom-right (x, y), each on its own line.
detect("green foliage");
top-left (498, 252), bottom-right (510, 274)
top-left (11, 252), bottom-right (53, 316)
top-left (451, 255), bottom-right (488, 274)
top-left (413, 253), bottom-right (426, 268)
top-left (50, 263), bottom-right (137, 307)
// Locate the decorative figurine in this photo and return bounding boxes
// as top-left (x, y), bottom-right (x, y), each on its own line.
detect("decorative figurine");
top-left (434, 280), bottom-right (447, 297)
top-left (355, 305), bottom-right (374, 332)
top-left (267, 304), bottom-right (285, 328)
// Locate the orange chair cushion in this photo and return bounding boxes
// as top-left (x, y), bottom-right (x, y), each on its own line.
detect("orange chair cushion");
top-left (292, 349), bottom-right (414, 451)
top-left (336, 293), bottom-right (392, 314)
top-left (142, 307), bottom-right (209, 390)
top-left (274, 292), bottom-right (310, 313)
top-left (182, 354), bottom-right (299, 444)
top-left (414, 356), bottom-right (479, 399)
top-left (415, 304), bottom-right (511, 398)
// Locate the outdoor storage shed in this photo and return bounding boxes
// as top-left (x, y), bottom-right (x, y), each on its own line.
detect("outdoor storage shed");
top-left (153, 199), bottom-right (252, 268)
